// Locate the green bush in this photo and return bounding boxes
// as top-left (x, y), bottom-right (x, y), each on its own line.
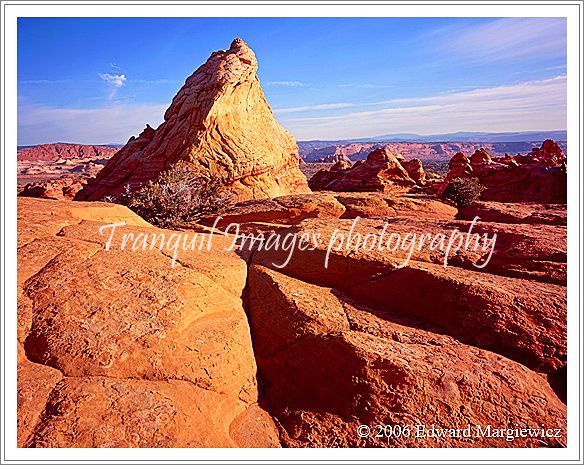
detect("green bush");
top-left (122, 161), bottom-right (235, 228)
top-left (425, 171), bottom-right (442, 180)
top-left (443, 177), bottom-right (485, 208)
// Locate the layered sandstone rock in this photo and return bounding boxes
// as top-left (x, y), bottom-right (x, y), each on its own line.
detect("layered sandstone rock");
top-left (76, 39), bottom-right (309, 202)
top-left (445, 152), bottom-right (473, 181)
top-left (198, 193), bottom-right (456, 229)
top-left (469, 147), bottom-right (492, 166)
top-left (330, 159), bottom-right (353, 171)
top-left (246, 264), bottom-right (566, 447)
top-left (402, 158), bottom-right (426, 184)
top-left (250, 218), bottom-right (567, 379)
top-left (441, 142), bottom-right (567, 203)
top-left (458, 201), bottom-right (567, 226)
top-left (309, 147), bottom-right (425, 192)
top-left (307, 168), bottom-right (343, 191)
top-left (521, 139), bottom-right (566, 166)
top-left (335, 193), bottom-right (456, 219)
top-left (200, 193), bottom-right (346, 227)
top-left (18, 196), bottom-right (567, 448)
top-left (19, 176), bottom-right (89, 200)
top-left (17, 197), bottom-right (279, 447)
top-left (379, 216), bottom-right (567, 286)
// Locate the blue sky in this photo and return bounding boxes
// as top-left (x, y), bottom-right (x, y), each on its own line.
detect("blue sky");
top-left (18, 17), bottom-right (566, 144)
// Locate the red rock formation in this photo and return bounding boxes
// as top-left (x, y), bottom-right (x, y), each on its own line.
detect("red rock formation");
top-left (402, 158), bottom-right (426, 184)
top-left (469, 147), bottom-right (492, 166)
top-left (441, 141), bottom-right (567, 203)
top-left (307, 170), bottom-right (340, 191)
top-left (199, 193), bottom-right (346, 227)
top-left (250, 217), bottom-right (567, 377)
top-left (18, 197), bottom-right (567, 447)
top-left (445, 152), bottom-right (473, 181)
top-left (304, 143), bottom-right (384, 163)
top-left (458, 201), bottom-right (566, 226)
top-left (330, 152), bottom-right (353, 167)
top-left (17, 198), bottom-right (280, 447)
top-left (336, 193), bottom-right (456, 219)
top-left (76, 39), bottom-right (309, 202)
top-left (525, 139), bottom-right (566, 165)
top-left (17, 143), bottom-right (118, 162)
top-left (19, 176), bottom-right (88, 200)
top-left (309, 147), bottom-right (425, 192)
top-left (300, 141), bottom-right (568, 163)
top-left (330, 159), bottom-right (352, 171)
top-left (491, 153), bottom-right (519, 167)
top-left (246, 263), bottom-right (565, 447)
top-left (198, 192), bottom-right (457, 228)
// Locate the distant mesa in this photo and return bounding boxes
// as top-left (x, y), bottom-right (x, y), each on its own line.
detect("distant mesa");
top-left (298, 140), bottom-right (568, 163)
top-left (17, 143), bottom-right (119, 162)
top-left (76, 38), bottom-right (310, 201)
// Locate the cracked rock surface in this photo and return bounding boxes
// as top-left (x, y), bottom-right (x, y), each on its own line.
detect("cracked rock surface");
top-left (18, 196), bottom-right (566, 448)
top-left (17, 198), bottom-right (279, 448)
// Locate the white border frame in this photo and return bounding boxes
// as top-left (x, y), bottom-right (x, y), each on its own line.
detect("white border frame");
top-left (1, 1), bottom-right (582, 463)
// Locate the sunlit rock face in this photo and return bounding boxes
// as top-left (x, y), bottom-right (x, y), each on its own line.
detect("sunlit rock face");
top-left (77, 38), bottom-right (310, 202)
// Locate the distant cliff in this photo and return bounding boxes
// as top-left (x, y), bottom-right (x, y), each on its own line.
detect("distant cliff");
top-left (17, 143), bottom-right (120, 162)
top-left (298, 141), bottom-right (568, 162)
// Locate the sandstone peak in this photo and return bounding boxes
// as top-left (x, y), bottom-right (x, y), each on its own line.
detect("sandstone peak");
top-left (230, 37), bottom-right (253, 53)
top-left (470, 147), bottom-right (492, 164)
top-left (449, 151), bottom-right (469, 166)
top-left (330, 160), bottom-right (352, 172)
top-left (366, 146), bottom-right (402, 164)
top-left (76, 39), bottom-right (309, 201)
top-left (528, 139), bottom-right (566, 165)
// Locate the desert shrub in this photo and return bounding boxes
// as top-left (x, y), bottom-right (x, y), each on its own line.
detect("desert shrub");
top-left (443, 177), bottom-right (485, 207)
top-left (425, 171), bottom-right (442, 180)
top-left (123, 161), bottom-right (235, 227)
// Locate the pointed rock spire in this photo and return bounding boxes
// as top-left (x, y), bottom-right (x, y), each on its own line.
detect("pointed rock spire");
top-left (77, 38), bottom-right (310, 201)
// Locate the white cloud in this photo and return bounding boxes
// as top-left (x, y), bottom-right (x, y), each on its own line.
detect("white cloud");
top-left (382, 75), bottom-right (566, 107)
top-left (18, 76), bottom-right (566, 145)
top-left (98, 73), bottom-right (127, 101)
top-left (98, 73), bottom-right (127, 88)
top-left (429, 18), bottom-right (566, 64)
top-left (279, 76), bottom-right (566, 140)
top-left (274, 102), bottom-right (355, 114)
top-left (18, 103), bottom-right (167, 145)
top-left (266, 80), bottom-right (310, 88)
